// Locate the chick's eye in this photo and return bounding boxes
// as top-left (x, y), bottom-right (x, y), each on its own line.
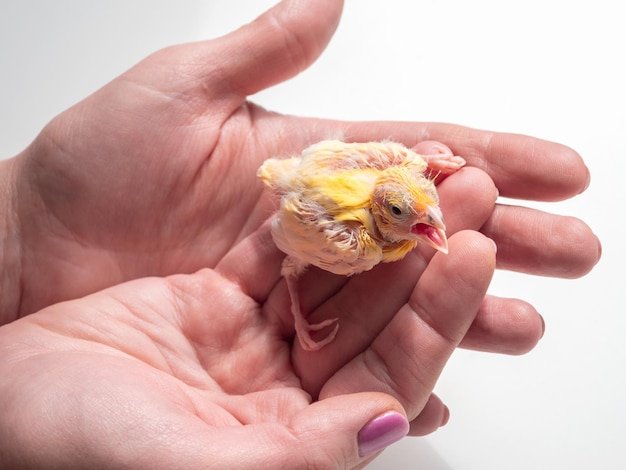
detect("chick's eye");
top-left (390, 205), bottom-right (403, 216)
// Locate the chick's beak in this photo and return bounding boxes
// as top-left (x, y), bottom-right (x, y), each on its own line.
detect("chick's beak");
top-left (411, 205), bottom-right (449, 254)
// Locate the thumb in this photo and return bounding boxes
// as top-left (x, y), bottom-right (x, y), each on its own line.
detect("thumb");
top-left (286, 392), bottom-right (409, 467)
top-left (207, 0), bottom-right (344, 97)
top-left (112, 0), bottom-right (343, 118)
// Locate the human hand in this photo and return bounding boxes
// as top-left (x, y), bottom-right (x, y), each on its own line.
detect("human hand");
top-left (2, 0), bottom-right (599, 358)
top-left (1, 0), bottom-right (598, 324)
top-left (0, 229), bottom-right (495, 469)
top-left (0, 0), bottom-right (602, 465)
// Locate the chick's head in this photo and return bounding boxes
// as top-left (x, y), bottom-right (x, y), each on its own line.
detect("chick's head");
top-left (371, 167), bottom-right (449, 253)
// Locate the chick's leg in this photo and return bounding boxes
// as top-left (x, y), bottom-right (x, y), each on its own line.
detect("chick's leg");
top-left (414, 141), bottom-right (466, 175)
top-left (282, 258), bottom-right (339, 351)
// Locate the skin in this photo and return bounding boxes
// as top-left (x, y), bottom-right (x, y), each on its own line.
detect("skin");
top-left (0, 0), bottom-right (600, 468)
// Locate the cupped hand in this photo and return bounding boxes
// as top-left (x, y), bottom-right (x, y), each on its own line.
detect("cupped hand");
top-left (0, 0), bottom-right (602, 466)
top-left (4, 0), bottom-right (600, 324)
top-left (0, 229), bottom-right (495, 469)
top-left (3, 0), bottom-right (599, 326)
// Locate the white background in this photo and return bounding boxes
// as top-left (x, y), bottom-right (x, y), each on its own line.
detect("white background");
top-left (1, 1), bottom-right (623, 469)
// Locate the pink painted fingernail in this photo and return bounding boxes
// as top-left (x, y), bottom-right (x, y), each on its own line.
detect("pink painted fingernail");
top-left (357, 411), bottom-right (409, 457)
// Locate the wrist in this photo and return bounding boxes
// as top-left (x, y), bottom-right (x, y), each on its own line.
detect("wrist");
top-left (0, 157), bottom-right (22, 325)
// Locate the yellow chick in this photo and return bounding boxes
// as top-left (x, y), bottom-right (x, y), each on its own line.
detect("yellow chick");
top-left (258, 140), bottom-right (465, 351)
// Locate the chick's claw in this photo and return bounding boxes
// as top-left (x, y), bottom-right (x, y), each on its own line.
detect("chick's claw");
top-left (294, 312), bottom-right (340, 352)
top-left (413, 140), bottom-right (466, 175)
top-left (284, 273), bottom-right (339, 351)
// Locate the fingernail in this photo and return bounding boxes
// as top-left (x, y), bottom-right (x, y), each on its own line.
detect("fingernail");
top-left (440, 405), bottom-right (450, 427)
top-left (358, 411), bottom-right (409, 457)
top-left (581, 167), bottom-right (592, 194)
top-left (539, 314), bottom-right (546, 339)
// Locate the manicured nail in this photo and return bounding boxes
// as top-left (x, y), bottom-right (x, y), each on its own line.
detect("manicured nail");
top-left (358, 411), bottom-right (409, 457)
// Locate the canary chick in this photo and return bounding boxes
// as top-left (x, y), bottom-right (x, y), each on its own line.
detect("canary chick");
top-left (258, 140), bottom-right (465, 351)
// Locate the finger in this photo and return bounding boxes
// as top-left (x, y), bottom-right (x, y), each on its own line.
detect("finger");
top-left (482, 204), bottom-right (601, 278)
top-left (437, 166), bottom-right (498, 235)
top-left (338, 120), bottom-right (590, 201)
top-left (204, 0), bottom-right (343, 99)
top-left (287, 392), bottom-right (410, 464)
top-left (460, 295), bottom-right (545, 355)
top-left (215, 220), bottom-right (284, 304)
top-left (177, 392), bottom-right (410, 468)
top-left (319, 231), bottom-right (496, 420)
top-left (407, 393), bottom-right (450, 437)
top-left (8, 386), bottom-right (407, 469)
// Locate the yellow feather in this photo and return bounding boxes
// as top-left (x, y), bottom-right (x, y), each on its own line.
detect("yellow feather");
top-left (381, 240), bottom-right (419, 263)
top-left (303, 168), bottom-right (378, 213)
